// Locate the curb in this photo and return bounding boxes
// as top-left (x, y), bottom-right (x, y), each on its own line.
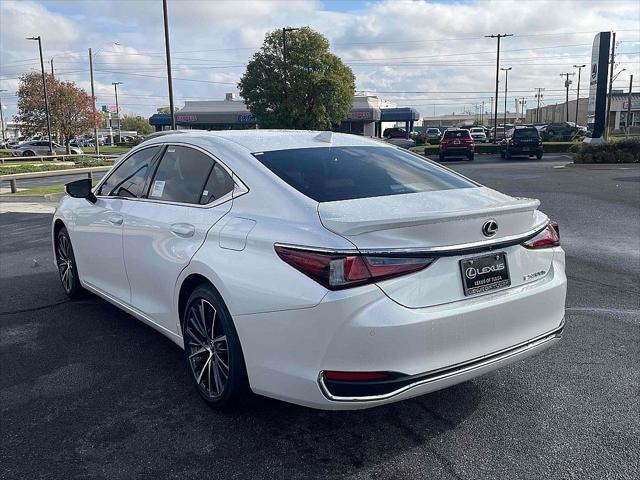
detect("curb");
top-left (0, 192), bottom-right (64, 203)
top-left (565, 163), bottom-right (640, 169)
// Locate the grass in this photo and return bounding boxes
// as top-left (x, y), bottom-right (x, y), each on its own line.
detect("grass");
top-left (0, 158), bottom-right (113, 175)
top-left (2, 180), bottom-right (98, 196)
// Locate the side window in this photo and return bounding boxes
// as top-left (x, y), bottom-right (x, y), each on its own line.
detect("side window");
top-left (98, 146), bottom-right (160, 197)
top-left (200, 163), bottom-right (234, 205)
top-left (148, 146), bottom-right (215, 204)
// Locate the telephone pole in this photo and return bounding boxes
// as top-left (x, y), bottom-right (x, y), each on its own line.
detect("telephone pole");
top-left (162, 0), bottom-right (176, 130)
top-left (27, 36), bottom-right (53, 154)
top-left (89, 48), bottom-right (99, 154)
top-left (560, 72), bottom-right (574, 121)
top-left (534, 88), bottom-right (545, 123)
top-left (626, 74), bottom-right (633, 139)
top-left (485, 33), bottom-right (513, 143)
top-left (501, 67), bottom-right (512, 129)
top-left (0, 89), bottom-right (6, 143)
top-left (573, 64), bottom-right (586, 124)
top-left (604, 31), bottom-right (617, 141)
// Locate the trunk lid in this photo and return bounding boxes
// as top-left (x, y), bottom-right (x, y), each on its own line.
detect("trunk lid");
top-left (318, 187), bottom-right (552, 308)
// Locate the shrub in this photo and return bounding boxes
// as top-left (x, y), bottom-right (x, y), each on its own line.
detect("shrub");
top-left (573, 139), bottom-right (640, 164)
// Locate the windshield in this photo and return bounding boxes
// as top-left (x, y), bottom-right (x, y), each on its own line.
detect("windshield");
top-left (255, 146), bottom-right (475, 202)
top-left (443, 130), bottom-right (470, 139)
top-left (513, 128), bottom-right (539, 138)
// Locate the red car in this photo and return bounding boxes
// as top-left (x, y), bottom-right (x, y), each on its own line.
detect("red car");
top-left (439, 129), bottom-right (475, 161)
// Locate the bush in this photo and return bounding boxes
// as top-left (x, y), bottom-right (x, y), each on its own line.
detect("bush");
top-left (413, 132), bottom-right (427, 146)
top-left (573, 139), bottom-right (640, 164)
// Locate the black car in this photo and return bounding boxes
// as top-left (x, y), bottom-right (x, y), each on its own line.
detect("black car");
top-left (500, 126), bottom-right (543, 159)
top-left (383, 127), bottom-right (408, 139)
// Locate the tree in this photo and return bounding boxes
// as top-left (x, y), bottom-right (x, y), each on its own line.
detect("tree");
top-left (120, 115), bottom-right (154, 135)
top-left (15, 72), bottom-right (100, 152)
top-left (238, 26), bottom-right (355, 130)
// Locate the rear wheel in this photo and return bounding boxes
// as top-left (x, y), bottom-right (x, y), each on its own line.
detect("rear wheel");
top-left (505, 150), bottom-right (512, 160)
top-left (56, 227), bottom-right (83, 299)
top-left (23, 150), bottom-right (35, 157)
top-left (183, 285), bottom-right (248, 409)
top-left (467, 153), bottom-right (474, 161)
top-left (536, 153), bottom-right (543, 160)
top-left (439, 153), bottom-right (445, 162)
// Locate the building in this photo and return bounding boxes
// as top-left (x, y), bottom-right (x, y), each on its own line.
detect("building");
top-left (149, 94), bottom-right (420, 139)
top-left (422, 111), bottom-right (523, 129)
top-left (526, 93), bottom-right (640, 132)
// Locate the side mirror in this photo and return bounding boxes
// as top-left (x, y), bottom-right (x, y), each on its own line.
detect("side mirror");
top-left (66, 178), bottom-right (97, 204)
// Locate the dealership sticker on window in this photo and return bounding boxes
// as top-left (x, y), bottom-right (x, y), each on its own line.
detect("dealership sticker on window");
top-left (151, 180), bottom-right (165, 197)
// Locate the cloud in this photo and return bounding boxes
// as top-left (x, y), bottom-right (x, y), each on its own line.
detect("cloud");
top-left (1, 0), bottom-right (638, 121)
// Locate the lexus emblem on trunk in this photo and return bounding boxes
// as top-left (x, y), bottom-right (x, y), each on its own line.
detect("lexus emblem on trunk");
top-left (482, 220), bottom-right (498, 237)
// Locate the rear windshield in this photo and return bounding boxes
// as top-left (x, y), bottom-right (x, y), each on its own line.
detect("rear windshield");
top-left (443, 130), bottom-right (470, 139)
top-left (513, 128), bottom-right (540, 138)
top-left (254, 146), bottom-right (475, 202)
top-left (427, 129), bottom-right (440, 134)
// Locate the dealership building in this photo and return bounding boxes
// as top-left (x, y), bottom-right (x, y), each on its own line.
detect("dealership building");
top-left (149, 94), bottom-right (420, 138)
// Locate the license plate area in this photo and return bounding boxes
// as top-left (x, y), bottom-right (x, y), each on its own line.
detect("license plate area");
top-left (460, 252), bottom-right (510, 296)
top-left (454, 139), bottom-right (460, 144)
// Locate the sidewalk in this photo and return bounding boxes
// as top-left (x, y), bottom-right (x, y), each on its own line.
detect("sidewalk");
top-left (0, 202), bottom-right (56, 214)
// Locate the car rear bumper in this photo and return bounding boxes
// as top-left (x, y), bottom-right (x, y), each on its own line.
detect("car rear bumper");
top-left (506, 146), bottom-right (543, 156)
top-left (234, 254), bottom-right (566, 410)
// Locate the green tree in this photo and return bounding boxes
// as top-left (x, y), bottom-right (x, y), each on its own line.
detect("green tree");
top-left (120, 115), bottom-right (154, 135)
top-left (238, 26), bottom-right (355, 130)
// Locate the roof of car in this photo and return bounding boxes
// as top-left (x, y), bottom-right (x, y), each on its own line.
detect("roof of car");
top-left (144, 129), bottom-right (390, 153)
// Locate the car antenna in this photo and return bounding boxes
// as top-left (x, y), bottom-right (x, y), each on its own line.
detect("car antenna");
top-left (315, 131), bottom-right (332, 143)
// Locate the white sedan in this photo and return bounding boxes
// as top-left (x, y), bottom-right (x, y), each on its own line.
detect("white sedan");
top-left (53, 130), bottom-right (566, 410)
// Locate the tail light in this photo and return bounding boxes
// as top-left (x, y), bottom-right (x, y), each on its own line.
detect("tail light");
top-left (274, 245), bottom-right (435, 290)
top-left (523, 221), bottom-right (560, 249)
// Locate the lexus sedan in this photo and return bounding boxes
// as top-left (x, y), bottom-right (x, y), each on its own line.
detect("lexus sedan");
top-left (53, 130), bottom-right (566, 410)
top-left (12, 140), bottom-right (83, 156)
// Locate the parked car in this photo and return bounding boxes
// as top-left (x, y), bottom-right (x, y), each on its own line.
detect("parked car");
top-left (12, 141), bottom-right (83, 157)
top-left (489, 126), bottom-right (507, 142)
top-left (469, 127), bottom-right (488, 143)
top-left (425, 128), bottom-right (442, 144)
top-left (383, 127), bottom-right (408, 139)
top-left (439, 128), bottom-right (475, 161)
top-left (500, 126), bottom-right (544, 159)
top-left (54, 130), bottom-right (565, 410)
top-left (542, 122), bottom-right (581, 140)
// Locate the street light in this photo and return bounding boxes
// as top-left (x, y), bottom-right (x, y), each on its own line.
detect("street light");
top-left (27, 36), bottom-right (54, 154)
top-left (0, 89), bottom-right (6, 143)
top-left (88, 42), bottom-right (120, 154)
top-left (573, 64), bottom-right (586, 125)
top-left (112, 82), bottom-right (122, 144)
top-left (500, 67), bottom-right (512, 130)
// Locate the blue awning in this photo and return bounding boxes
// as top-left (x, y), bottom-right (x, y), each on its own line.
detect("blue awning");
top-left (380, 107), bottom-right (420, 122)
top-left (149, 113), bottom-right (172, 126)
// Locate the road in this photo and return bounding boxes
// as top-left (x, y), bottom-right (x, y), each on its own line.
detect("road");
top-left (1, 158), bottom-right (638, 480)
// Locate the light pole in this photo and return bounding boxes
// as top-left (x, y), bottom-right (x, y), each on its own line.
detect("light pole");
top-left (534, 88), bottom-right (545, 123)
top-left (573, 64), bottom-right (586, 125)
top-left (162, 0), bottom-right (176, 130)
top-left (501, 67), bottom-right (512, 130)
top-left (88, 42), bottom-right (120, 153)
top-left (485, 33), bottom-right (513, 143)
top-left (560, 72), bottom-right (574, 122)
top-left (112, 82), bottom-right (122, 144)
top-left (0, 89), bottom-right (6, 143)
top-left (27, 36), bottom-right (53, 154)
top-left (282, 27), bottom-right (300, 104)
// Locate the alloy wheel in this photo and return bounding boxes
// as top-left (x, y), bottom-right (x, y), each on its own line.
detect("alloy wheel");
top-left (185, 298), bottom-right (230, 400)
top-left (57, 233), bottom-right (75, 294)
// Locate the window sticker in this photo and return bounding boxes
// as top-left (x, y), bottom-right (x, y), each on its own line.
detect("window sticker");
top-left (151, 180), bottom-right (165, 197)
top-left (202, 190), bottom-right (209, 196)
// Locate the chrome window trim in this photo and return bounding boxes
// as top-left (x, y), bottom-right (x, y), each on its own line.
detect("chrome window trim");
top-left (94, 142), bottom-right (249, 209)
top-left (274, 221), bottom-right (549, 258)
top-left (318, 319), bottom-right (565, 403)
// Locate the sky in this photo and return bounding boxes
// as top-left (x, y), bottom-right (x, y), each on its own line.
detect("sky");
top-left (1, 0), bottom-right (639, 122)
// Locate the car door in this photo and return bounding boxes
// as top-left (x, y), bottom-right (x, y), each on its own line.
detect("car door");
top-left (71, 145), bottom-right (162, 303)
top-left (122, 144), bottom-right (236, 335)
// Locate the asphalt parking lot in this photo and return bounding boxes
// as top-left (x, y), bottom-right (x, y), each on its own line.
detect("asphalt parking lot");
top-left (1, 155), bottom-right (638, 480)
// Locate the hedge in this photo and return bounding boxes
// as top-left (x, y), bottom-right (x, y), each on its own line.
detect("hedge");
top-left (573, 139), bottom-right (640, 164)
top-left (417, 142), bottom-right (578, 156)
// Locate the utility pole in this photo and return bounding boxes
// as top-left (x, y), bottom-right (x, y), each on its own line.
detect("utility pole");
top-left (89, 48), bottom-right (99, 154)
top-left (485, 33), bottom-right (513, 143)
top-left (27, 36), bottom-right (53, 154)
top-left (604, 31), bottom-right (617, 141)
top-left (481, 100), bottom-right (485, 124)
top-left (0, 89), bottom-right (6, 143)
top-left (112, 82), bottom-right (122, 143)
top-left (573, 64), bottom-right (586, 125)
top-left (162, 0), bottom-right (176, 130)
top-left (626, 74), bottom-right (633, 139)
top-left (560, 72), bottom-right (574, 122)
top-left (50, 58), bottom-right (54, 77)
top-left (534, 88), bottom-right (545, 123)
top-left (282, 27), bottom-right (300, 104)
top-left (501, 66), bottom-right (512, 130)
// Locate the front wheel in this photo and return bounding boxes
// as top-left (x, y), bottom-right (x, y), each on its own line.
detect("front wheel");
top-left (536, 153), bottom-right (543, 160)
top-left (56, 227), bottom-right (83, 298)
top-left (22, 150), bottom-right (35, 157)
top-left (183, 285), bottom-right (249, 409)
top-left (467, 153), bottom-right (475, 161)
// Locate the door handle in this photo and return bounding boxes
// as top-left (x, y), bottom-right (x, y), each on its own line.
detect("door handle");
top-left (108, 214), bottom-right (123, 225)
top-left (170, 223), bottom-right (195, 238)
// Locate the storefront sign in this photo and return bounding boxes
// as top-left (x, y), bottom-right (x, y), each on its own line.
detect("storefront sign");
top-left (101, 104), bottom-right (121, 113)
top-left (587, 32), bottom-right (611, 139)
top-left (176, 114), bottom-right (198, 123)
top-left (622, 101), bottom-right (640, 111)
top-left (347, 110), bottom-right (373, 121)
top-left (237, 113), bottom-right (256, 123)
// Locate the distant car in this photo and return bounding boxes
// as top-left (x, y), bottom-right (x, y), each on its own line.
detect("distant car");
top-left (383, 127), bottom-right (408, 139)
top-left (425, 128), bottom-right (442, 144)
top-left (543, 122), bottom-right (581, 140)
top-left (439, 129), bottom-right (474, 161)
top-left (500, 126), bottom-right (543, 160)
top-left (11, 141), bottom-right (83, 157)
top-left (489, 126), bottom-right (507, 142)
top-left (469, 127), bottom-right (488, 143)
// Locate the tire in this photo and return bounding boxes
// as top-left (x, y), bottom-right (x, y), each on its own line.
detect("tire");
top-left (467, 153), bottom-right (474, 161)
top-left (505, 150), bottom-right (512, 160)
top-left (500, 151), bottom-right (506, 159)
top-left (23, 150), bottom-right (35, 157)
top-left (182, 284), bottom-right (249, 409)
top-left (55, 227), bottom-right (84, 299)
top-left (439, 153), bottom-right (445, 162)
top-left (536, 153), bottom-right (543, 160)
